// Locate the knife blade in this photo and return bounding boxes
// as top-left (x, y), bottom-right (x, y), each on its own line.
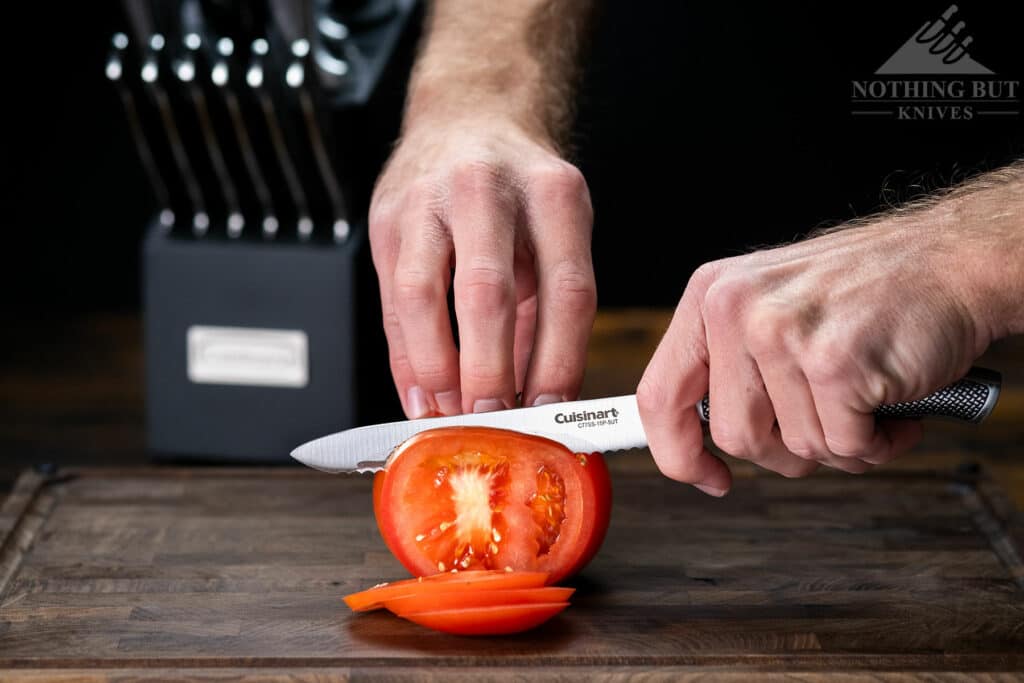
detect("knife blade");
top-left (291, 395), bottom-right (646, 474)
top-left (290, 366), bottom-right (1000, 474)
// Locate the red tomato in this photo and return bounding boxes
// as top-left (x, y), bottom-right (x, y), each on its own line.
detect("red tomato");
top-left (384, 586), bottom-right (575, 616)
top-left (400, 602), bottom-right (570, 636)
top-left (373, 427), bottom-right (612, 584)
top-left (343, 569), bottom-right (549, 612)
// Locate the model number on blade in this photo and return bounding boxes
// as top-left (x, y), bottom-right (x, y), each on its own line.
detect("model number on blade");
top-left (554, 408), bottom-right (620, 429)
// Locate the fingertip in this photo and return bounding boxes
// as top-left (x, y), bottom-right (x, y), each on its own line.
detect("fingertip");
top-left (860, 420), bottom-right (924, 465)
top-left (406, 386), bottom-right (434, 419)
top-left (695, 483), bottom-right (730, 497)
top-left (472, 398), bottom-right (508, 414)
top-left (435, 389), bottom-right (462, 416)
top-left (652, 444), bottom-right (732, 493)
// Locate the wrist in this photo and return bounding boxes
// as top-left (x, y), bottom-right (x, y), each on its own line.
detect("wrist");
top-left (399, 76), bottom-right (561, 152)
top-left (404, 68), bottom-right (558, 148)
top-left (933, 183), bottom-right (1024, 341)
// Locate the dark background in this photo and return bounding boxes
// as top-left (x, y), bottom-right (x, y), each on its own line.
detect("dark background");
top-left (2, 1), bottom-right (1022, 316)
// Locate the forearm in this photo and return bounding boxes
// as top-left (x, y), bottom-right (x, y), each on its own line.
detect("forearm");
top-left (928, 161), bottom-right (1024, 341)
top-left (404, 0), bottom-right (593, 148)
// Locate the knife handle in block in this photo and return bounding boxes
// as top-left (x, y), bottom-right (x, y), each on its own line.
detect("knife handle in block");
top-left (696, 366), bottom-right (1001, 425)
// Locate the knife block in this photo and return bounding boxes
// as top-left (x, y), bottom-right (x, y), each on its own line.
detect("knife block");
top-left (142, 220), bottom-right (398, 462)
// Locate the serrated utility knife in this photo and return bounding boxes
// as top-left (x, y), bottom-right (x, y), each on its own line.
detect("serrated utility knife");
top-left (290, 367), bottom-right (1001, 474)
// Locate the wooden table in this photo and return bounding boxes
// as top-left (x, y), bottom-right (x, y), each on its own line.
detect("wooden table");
top-left (1, 461), bottom-right (1023, 680)
top-left (1, 311), bottom-right (1023, 680)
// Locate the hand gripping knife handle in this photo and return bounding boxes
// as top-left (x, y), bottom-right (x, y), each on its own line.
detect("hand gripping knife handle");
top-left (697, 367), bottom-right (1001, 424)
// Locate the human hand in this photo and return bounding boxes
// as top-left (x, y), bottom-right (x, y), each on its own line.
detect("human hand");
top-left (636, 212), bottom-right (1004, 495)
top-left (369, 115), bottom-right (596, 418)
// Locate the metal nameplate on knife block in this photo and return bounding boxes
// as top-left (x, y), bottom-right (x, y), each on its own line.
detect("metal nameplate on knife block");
top-left (144, 222), bottom-right (386, 462)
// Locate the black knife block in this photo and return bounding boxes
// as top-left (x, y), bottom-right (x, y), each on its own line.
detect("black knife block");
top-left (143, 220), bottom-right (397, 462)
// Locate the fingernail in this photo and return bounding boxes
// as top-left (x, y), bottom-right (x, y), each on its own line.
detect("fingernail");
top-left (406, 386), bottom-right (432, 419)
top-left (695, 484), bottom-right (728, 497)
top-left (473, 398), bottom-right (507, 414)
top-left (532, 393), bottom-right (563, 407)
top-left (435, 390), bottom-right (462, 415)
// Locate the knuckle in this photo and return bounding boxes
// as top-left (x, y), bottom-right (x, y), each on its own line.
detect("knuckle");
top-left (824, 435), bottom-right (870, 459)
top-left (459, 264), bottom-right (513, 314)
top-left (381, 309), bottom-right (403, 337)
top-left (636, 375), bottom-right (671, 419)
top-left (462, 360), bottom-right (507, 386)
top-left (410, 361), bottom-right (452, 386)
top-left (689, 261), bottom-right (722, 291)
top-left (388, 343), bottom-right (409, 370)
top-left (368, 199), bottom-right (397, 235)
top-left (709, 426), bottom-right (750, 459)
top-left (745, 305), bottom-right (795, 356)
top-left (782, 438), bottom-right (816, 459)
top-left (394, 271), bottom-right (443, 311)
top-left (450, 160), bottom-right (506, 199)
top-left (779, 428), bottom-right (829, 461)
top-left (405, 178), bottom-right (444, 211)
top-left (703, 277), bottom-right (749, 328)
top-left (804, 347), bottom-right (853, 387)
top-left (653, 457), bottom-right (697, 485)
top-left (531, 163), bottom-right (592, 211)
top-left (648, 440), bottom-right (707, 485)
top-left (548, 262), bottom-right (597, 316)
top-left (709, 414), bottom-right (774, 461)
top-left (536, 352), bottom-right (580, 386)
top-left (368, 221), bottom-right (398, 266)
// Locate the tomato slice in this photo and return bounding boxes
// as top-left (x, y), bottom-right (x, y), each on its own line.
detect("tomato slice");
top-left (374, 427), bottom-right (612, 584)
top-left (343, 569), bottom-right (549, 612)
top-left (400, 602), bottom-right (570, 636)
top-left (384, 586), bottom-right (574, 616)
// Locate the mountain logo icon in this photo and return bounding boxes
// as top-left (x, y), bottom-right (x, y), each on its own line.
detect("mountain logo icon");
top-left (876, 4), bottom-right (993, 75)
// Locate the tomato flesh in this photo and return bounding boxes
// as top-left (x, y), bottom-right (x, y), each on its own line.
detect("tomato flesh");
top-left (374, 427), bottom-right (612, 584)
top-left (399, 602), bottom-right (570, 636)
top-left (343, 569), bottom-right (548, 612)
top-left (384, 586), bottom-right (574, 616)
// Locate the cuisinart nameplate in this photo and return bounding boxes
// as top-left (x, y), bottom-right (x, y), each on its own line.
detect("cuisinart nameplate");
top-left (186, 325), bottom-right (309, 388)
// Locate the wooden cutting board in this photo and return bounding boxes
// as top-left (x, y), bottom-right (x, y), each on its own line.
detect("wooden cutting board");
top-left (1, 460), bottom-right (1022, 681)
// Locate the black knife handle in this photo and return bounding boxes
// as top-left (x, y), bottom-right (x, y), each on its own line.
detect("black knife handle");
top-left (696, 366), bottom-right (1001, 425)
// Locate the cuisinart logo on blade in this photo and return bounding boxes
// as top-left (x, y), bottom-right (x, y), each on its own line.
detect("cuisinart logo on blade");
top-left (851, 5), bottom-right (1019, 121)
top-left (555, 407), bottom-right (620, 429)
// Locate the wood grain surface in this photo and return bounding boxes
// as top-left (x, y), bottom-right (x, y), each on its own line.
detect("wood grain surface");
top-left (1, 311), bottom-right (1023, 681)
top-left (0, 463), bottom-right (1022, 680)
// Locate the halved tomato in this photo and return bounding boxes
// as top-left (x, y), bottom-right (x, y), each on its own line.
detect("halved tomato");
top-left (343, 569), bottom-right (548, 612)
top-left (373, 427), bottom-right (612, 584)
top-left (384, 586), bottom-right (574, 616)
top-left (399, 602), bottom-right (570, 636)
